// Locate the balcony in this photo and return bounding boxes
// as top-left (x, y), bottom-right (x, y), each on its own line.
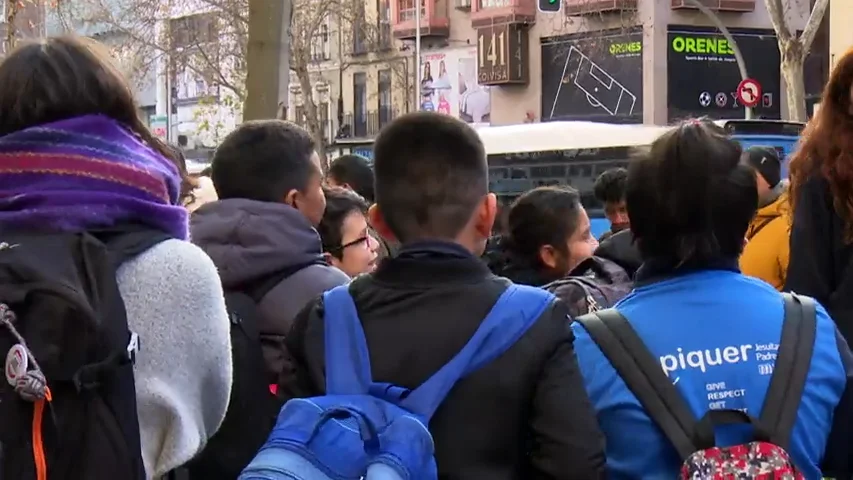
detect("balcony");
top-left (455, 0), bottom-right (472, 11)
top-left (391, 0), bottom-right (450, 40)
top-left (670, 0), bottom-right (755, 12)
top-left (334, 108), bottom-right (399, 140)
top-left (470, 0), bottom-right (535, 28)
top-left (564, 0), bottom-right (637, 16)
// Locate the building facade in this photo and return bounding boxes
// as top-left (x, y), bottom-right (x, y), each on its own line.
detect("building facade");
top-left (282, 0), bottom-right (409, 159)
top-left (830, 0), bottom-right (852, 68)
top-left (47, 0), bottom-right (819, 154)
top-left (387, 0), bottom-right (810, 127)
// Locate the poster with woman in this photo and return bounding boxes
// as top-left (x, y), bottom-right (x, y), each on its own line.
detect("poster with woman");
top-left (420, 47), bottom-right (490, 125)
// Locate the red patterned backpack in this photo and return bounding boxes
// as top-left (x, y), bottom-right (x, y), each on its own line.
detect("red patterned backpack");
top-left (575, 293), bottom-right (815, 480)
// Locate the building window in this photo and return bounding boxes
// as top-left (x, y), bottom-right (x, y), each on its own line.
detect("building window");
top-left (311, 22), bottom-right (331, 61)
top-left (378, 69), bottom-right (392, 128)
top-left (479, 0), bottom-right (512, 7)
top-left (353, 73), bottom-right (367, 137)
top-left (398, 0), bottom-right (425, 22)
top-left (170, 13), bottom-right (218, 50)
top-left (378, 0), bottom-right (392, 50)
top-left (351, 2), bottom-right (368, 55)
top-left (169, 13), bottom-right (219, 104)
top-left (294, 104), bottom-right (306, 127)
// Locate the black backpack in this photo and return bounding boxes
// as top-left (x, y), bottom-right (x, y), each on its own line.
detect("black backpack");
top-left (543, 257), bottom-right (632, 317)
top-left (0, 227), bottom-right (169, 480)
top-left (181, 261), bottom-right (323, 479)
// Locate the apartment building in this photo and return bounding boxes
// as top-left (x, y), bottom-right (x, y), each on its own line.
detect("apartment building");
top-left (284, 0), bottom-right (409, 159)
top-left (388, 0), bottom-right (815, 127)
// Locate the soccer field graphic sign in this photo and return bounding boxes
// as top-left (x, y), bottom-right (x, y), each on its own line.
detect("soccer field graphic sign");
top-left (541, 27), bottom-right (643, 124)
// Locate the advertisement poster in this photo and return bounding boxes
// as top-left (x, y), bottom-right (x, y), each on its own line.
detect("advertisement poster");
top-left (667, 26), bottom-right (781, 121)
top-left (541, 27), bottom-right (644, 124)
top-left (149, 115), bottom-right (168, 140)
top-left (420, 47), bottom-right (491, 125)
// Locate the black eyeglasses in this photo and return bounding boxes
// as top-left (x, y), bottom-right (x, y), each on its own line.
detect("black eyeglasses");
top-left (330, 236), bottom-right (370, 252)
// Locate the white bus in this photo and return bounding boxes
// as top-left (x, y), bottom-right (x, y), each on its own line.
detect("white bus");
top-left (478, 120), bottom-right (804, 237)
top-left (478, 122), bottom-right (671, 237)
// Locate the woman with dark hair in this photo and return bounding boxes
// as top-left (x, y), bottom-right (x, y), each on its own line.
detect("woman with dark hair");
top-left (0, 36), bottom-right (231, 477)
top-left (570, 119), bottom-right (853, 479)
top-left (786, 48), bottom-right (853, 342)
top-left (495, 186), bottom-right (598, 286)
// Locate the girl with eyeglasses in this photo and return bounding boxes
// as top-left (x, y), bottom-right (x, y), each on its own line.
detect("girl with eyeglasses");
top-left (318, 186), bottom-right (380, 277)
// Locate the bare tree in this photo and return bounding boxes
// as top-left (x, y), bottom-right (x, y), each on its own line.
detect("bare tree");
top-left (59, 0), bottom-right (407, 146)
top-left (765, 0), bottom-right (829, 121)
top-left (289, 0), bottom-right (405, 158)
top-left (56, 0), bottom-right (248, 100)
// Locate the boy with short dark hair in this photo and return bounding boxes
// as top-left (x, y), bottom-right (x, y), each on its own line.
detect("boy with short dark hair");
top-left (281, 112), bottom-right (606, 479)
top-left (191, 119), bottom-right (349, 380)
top-left (328, 154), bottom-right (375, 203)
top-left (593, 167), bottom-right (629, 241)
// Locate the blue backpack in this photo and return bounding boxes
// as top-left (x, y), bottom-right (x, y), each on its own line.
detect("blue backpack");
top-left (239, 284), bottom-right (554, 480)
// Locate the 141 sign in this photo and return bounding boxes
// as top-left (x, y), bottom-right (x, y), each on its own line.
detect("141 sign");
top-left (476, 24), bottom-right (528, 86)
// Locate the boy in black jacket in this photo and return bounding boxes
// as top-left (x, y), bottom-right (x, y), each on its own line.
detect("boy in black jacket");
top-left (280, 112), bottom-right (606, 479)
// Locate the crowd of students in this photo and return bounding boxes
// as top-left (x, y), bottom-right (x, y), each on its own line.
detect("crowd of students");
top-left (3, 34), bottom-right (853, 480)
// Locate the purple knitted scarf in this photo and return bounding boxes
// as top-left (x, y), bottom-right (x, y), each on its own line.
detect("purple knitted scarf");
top-left (0, 115), bottom-right (188, 240)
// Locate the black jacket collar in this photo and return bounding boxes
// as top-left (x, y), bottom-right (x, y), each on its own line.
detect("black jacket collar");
top-left (372, 240), bottom-right (492, 287)
top-left (634, 256), bottom-right (740, 288)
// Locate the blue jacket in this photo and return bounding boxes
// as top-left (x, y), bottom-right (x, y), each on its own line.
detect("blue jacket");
top-left (572, 269), bottom-right (853, 479)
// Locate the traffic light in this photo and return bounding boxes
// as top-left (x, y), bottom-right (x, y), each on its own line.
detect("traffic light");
top-left (538, 0), bottom-right (560, 13)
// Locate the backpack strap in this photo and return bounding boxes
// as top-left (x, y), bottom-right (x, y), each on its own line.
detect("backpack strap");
top-left (544, 276), bottom-right (599, 292)
top-left (758, 292), bottom-right (817, 450)
top-left (544, 277), bottom-right (603, 313)
top-left (90, 225), bottom-right (172, 265)
top-left (574, 309), bottom-right (697, 460)
top-left (322, 285), bottom-right (374, 395)
top-left (70, 229), bottom-right (170, 391)
top-left (746, 216), bottom-right (778, 241)
top-left (399, 285), bottom-right (554, 419)
top-left (244, 258), bottom-right (329, 304)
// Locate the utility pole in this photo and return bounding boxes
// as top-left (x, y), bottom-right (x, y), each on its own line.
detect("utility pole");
top-left (414, 0), bottom-right (421, 111)
top-left (686, 0), bottom-right (753, 119)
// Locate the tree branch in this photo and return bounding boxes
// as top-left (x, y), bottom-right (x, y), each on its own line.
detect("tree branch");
top-left (763, 0), bottom-right (793, 44)
top-left (799, 0), bottom-right (828, 53)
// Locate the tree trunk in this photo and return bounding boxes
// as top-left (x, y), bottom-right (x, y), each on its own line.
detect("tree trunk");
top-left (5, 0), bottom-right (19, 53)
top-left (243, 0), bottom-right (291, 121)
top-left (780, 40), bottom-right (807, 121)
top-left (295, 63), bottom-right (326, 163)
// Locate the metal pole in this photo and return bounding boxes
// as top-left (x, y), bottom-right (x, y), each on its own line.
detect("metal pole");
top-left (166, 64), bottom-right (173, 144)
top-left (686, 0), bottom-right (753, 119)
top-left (414, 0), bottom-right (421, 111)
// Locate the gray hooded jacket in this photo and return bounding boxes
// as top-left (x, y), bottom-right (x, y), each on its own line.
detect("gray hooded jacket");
top-left (191, 198), bottom-right (350, 379)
